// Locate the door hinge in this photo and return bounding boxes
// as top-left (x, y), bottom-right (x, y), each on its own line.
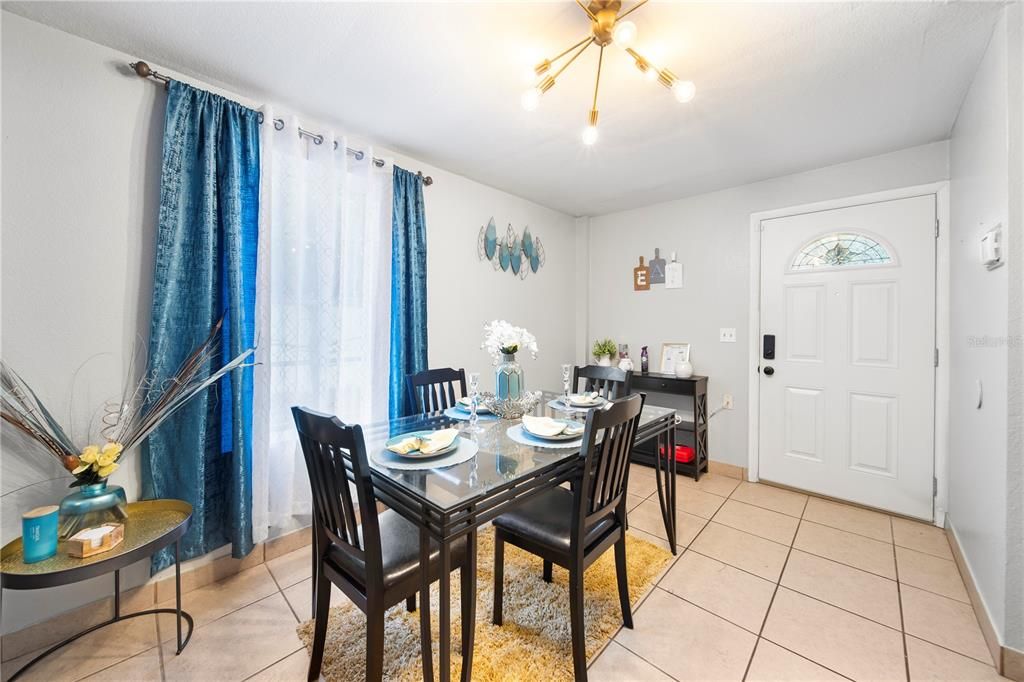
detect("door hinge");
top-left (933, 477), bottom-right (938, 497)
top-left (935, 219), bottom-right (940, 238)
top-left (934, 348), bottom-right (939, 367)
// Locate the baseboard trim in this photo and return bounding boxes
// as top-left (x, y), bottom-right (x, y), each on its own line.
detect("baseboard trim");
top-left (708, 460), bottom-right (745, 480)
top-left (945, 523), bottom-right (1021, 679)
top-left (1, 525), bottom-right (313, 662)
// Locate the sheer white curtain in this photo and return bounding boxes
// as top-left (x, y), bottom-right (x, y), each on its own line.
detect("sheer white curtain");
top-left (252, 110), bottom-right (393, 540)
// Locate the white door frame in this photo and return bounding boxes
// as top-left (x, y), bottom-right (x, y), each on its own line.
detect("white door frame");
top-left (748, 182), bottom-right (950, 526)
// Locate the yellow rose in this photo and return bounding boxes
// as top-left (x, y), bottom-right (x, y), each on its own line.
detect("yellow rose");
top-left (79, 445), bottom-right (100, 464)
top-left (101, 442), bottom-right (123, 459)
top-left (97, 462), bottom-right (119, 478)
top-left (96, 452), bottom-right (117, 467)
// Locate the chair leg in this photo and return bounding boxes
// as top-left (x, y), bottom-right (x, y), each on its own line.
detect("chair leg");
top-left (366, 602), bottom-right (385, 682)
top-left (543, 560), bottom-right (553, 583)
top-left (614, 536), bottom-right (633, 629)
top-left (460, 530), bottom-right (478, 682)
top-left (308, 569), bottom-right (331, 681)
top-left (568, 566), bottom-right (588, 682)
top-left (492, 532), bottom-right (504, 625)
top-left (406, 594), bottom-right (417, 612)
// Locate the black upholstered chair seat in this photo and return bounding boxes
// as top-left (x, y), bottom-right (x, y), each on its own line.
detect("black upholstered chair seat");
top-left (491, 394), bottom-right (645, 682)
top-left (491, 488), bottom-right (617, 553)
top-left (326, 509), bottom-right (468, 591)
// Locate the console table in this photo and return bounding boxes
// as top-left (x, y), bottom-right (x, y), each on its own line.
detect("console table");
top-left (1, 499), bottom-right (194, 681)
top-left (631, 372), bottom-right (709, 480)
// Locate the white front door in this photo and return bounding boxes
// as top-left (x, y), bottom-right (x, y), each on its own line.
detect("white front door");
top-left (758, 195), bottom-right (936, 519)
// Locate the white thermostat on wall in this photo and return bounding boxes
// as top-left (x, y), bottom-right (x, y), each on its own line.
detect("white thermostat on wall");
top-left (980, 224), bottom-right (1003, 270)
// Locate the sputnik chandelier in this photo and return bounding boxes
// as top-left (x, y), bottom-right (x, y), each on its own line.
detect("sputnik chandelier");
top-left (521, 0), bottom-right (695, 145)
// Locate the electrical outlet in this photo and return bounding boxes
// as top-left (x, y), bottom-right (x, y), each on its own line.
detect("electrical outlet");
top-left (720, 328), bottom-right (737, 343)
top-left (723, 394), bottom-right (734, 409)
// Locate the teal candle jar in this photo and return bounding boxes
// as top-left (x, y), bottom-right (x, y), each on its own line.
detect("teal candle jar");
top-left (495, 353), bottom-right (523, 401)
top-left (58, 480), bottom-right (128, 540)
top-left (22, 505), bottom-right (59, 563)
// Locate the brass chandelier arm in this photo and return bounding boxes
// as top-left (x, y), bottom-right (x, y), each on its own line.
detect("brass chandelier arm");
top-left (591, 44), bottom-right (605, 113)
top-left (550, 37), bottom-right (595, 82)
top-left (617, 0), bottom-right (649, 21)
top-left (549, 34), bottom-right (596, 66)
top-left (575, 0), bottom-right (598, 21)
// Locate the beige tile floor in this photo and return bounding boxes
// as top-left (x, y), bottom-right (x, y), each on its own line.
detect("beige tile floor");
top-left (2, 472), bottom-right (1007, 682)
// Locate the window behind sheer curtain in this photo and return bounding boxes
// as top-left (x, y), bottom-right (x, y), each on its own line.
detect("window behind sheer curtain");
top-left (252, 113), bottom-right (392, 539)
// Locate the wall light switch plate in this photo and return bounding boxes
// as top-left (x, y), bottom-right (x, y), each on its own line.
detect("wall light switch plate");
top-left (720, 328), bottom-right (737, 343)
top-left (723, 394), bottom-right (734, 409)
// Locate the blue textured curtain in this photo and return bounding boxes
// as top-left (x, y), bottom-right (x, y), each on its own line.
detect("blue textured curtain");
top-left (389, 166), bottom-right (428, 419)
top-left (143, 81), bottom-right (259, 572)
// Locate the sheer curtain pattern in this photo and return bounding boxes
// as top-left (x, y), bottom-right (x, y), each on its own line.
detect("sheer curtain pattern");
top-left (253, 113), bottom-right (392, 537)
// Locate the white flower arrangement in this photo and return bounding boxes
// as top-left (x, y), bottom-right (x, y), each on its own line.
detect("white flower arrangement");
top-left (481, 320), bottom-right (539, 361)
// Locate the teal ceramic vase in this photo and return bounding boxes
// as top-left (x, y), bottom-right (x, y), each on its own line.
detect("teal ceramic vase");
top-left (495, 353), bottom-right (523, 401)
top-left (58, 480), bottom-right (128, 539)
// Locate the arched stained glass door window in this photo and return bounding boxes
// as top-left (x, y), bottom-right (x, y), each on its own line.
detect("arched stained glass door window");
top-left (790, 232), bottom-right (894, 271)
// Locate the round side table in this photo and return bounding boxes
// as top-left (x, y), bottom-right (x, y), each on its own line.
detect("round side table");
top-left (1, 499), bottom-right (195, 681)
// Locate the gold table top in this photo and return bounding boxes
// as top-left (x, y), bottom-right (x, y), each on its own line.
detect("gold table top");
top-left (1, 499), bottom-right (191, 585)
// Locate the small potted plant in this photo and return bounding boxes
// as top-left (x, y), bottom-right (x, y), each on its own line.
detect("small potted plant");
top-left (592, 338), bottom-right (617, 367)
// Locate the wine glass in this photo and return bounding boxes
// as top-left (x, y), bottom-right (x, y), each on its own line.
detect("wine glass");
top-left (561, 363), bottom-right (573, 409)
top-left (463, 372), bottom-right (485, 434)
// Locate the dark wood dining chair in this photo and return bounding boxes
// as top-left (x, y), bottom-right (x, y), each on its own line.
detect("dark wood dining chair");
top-left (406, 367), bottom-right (467, 414)
top-left (490, 393), bottom-right (645, 682)
top-left (572, 364), bottom-right (633, 399)
top-left (291, 406), bottom-right (472, 681)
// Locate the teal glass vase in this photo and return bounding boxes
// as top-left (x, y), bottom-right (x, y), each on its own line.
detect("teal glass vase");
top-left (495, 353), bottom-right (523, 401)
top-left (58, 480), bottom-right (128, 540)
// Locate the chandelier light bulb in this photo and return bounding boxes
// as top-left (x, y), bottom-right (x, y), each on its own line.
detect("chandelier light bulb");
top-left (582, 125), bottom-right (599, 146)
top-left (521, 87), bottom-right (541, 111)
top-left (672, 80), bottom-right (696, 103)
top-left (612, 20), bottom-right (638, 48)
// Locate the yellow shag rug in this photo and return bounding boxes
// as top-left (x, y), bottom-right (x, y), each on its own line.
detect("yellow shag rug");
top-left (296, 528), bottom-right (671, 681)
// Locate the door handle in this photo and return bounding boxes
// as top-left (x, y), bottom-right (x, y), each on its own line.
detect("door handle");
top-left (763, 366), bottom-right (775, 376)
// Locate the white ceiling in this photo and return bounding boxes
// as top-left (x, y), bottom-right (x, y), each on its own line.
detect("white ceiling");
top-left (5, 1), bottom-right (1001, 215)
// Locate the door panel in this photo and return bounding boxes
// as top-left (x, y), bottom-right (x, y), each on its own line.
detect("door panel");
top-left (758, 195), bottom-right (935, 519)
top-left (785, 285), bottom-right (826, 362)
top-left (849, 281), bottom-right (898, 367)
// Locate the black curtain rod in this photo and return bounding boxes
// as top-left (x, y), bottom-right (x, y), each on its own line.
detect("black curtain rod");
top-left (130, 61), bottom-right (433, 186)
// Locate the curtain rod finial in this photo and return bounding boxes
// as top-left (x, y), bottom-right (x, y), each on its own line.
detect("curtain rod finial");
top-left (132, 61), bottom-right (152, 78)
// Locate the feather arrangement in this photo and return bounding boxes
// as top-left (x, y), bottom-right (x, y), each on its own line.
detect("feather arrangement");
top-left (1, 318), bottom-right (254, 487)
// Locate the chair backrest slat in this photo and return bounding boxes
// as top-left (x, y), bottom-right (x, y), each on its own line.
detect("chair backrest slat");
top-left (292, 406), bottom-right (383, 580)
top-left (572, 394), bottom-right (645, 538)
top-left (572, 365), bottom-right (632, 400)
top-left (406, 367), bottom-right (467, 414)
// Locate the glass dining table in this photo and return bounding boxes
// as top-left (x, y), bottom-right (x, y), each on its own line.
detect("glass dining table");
top-left (360, 390), bottom-right (679, 682)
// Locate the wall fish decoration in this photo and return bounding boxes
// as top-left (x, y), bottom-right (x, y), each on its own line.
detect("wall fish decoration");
top-left (478, 218), bottom-right (546, 278)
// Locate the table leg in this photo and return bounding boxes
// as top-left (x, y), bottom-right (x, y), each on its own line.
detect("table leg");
top-left (114, 569), bottom-right (121, 618)
top-left (175, 539), bottom-right (183, 653)
top-left (419, 528), bottom-right (434, 682)
top-left (668, 425), bottom-right (678, 553)
top-left (460, 529), bottom-right (477, 682)
top-left (439, 537), bottom-right (452, 682)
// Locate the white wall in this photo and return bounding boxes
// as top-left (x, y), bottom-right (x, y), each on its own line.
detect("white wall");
top-left (0, 12), bottom-right (575, 634)
top-left (948, 3), bottom-right (1024, 656)
top-left (585, 141), bottom-right (950, 466)
top-left (406, 155), bottom-right (577, 393)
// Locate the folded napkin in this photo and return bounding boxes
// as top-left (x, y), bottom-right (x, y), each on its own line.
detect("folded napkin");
top-left (387, 436), bottom-right (422, 455)
top-left (569, 392), bottom-right (600, 405)
top-left (522, 415), bottom-right (567, 437)
top-left (563, 422), bottom-right (585, 436)
top-left (385, 428), bottom-right (459, 456)
top-left (419, 428), bottom-right (459, 454)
